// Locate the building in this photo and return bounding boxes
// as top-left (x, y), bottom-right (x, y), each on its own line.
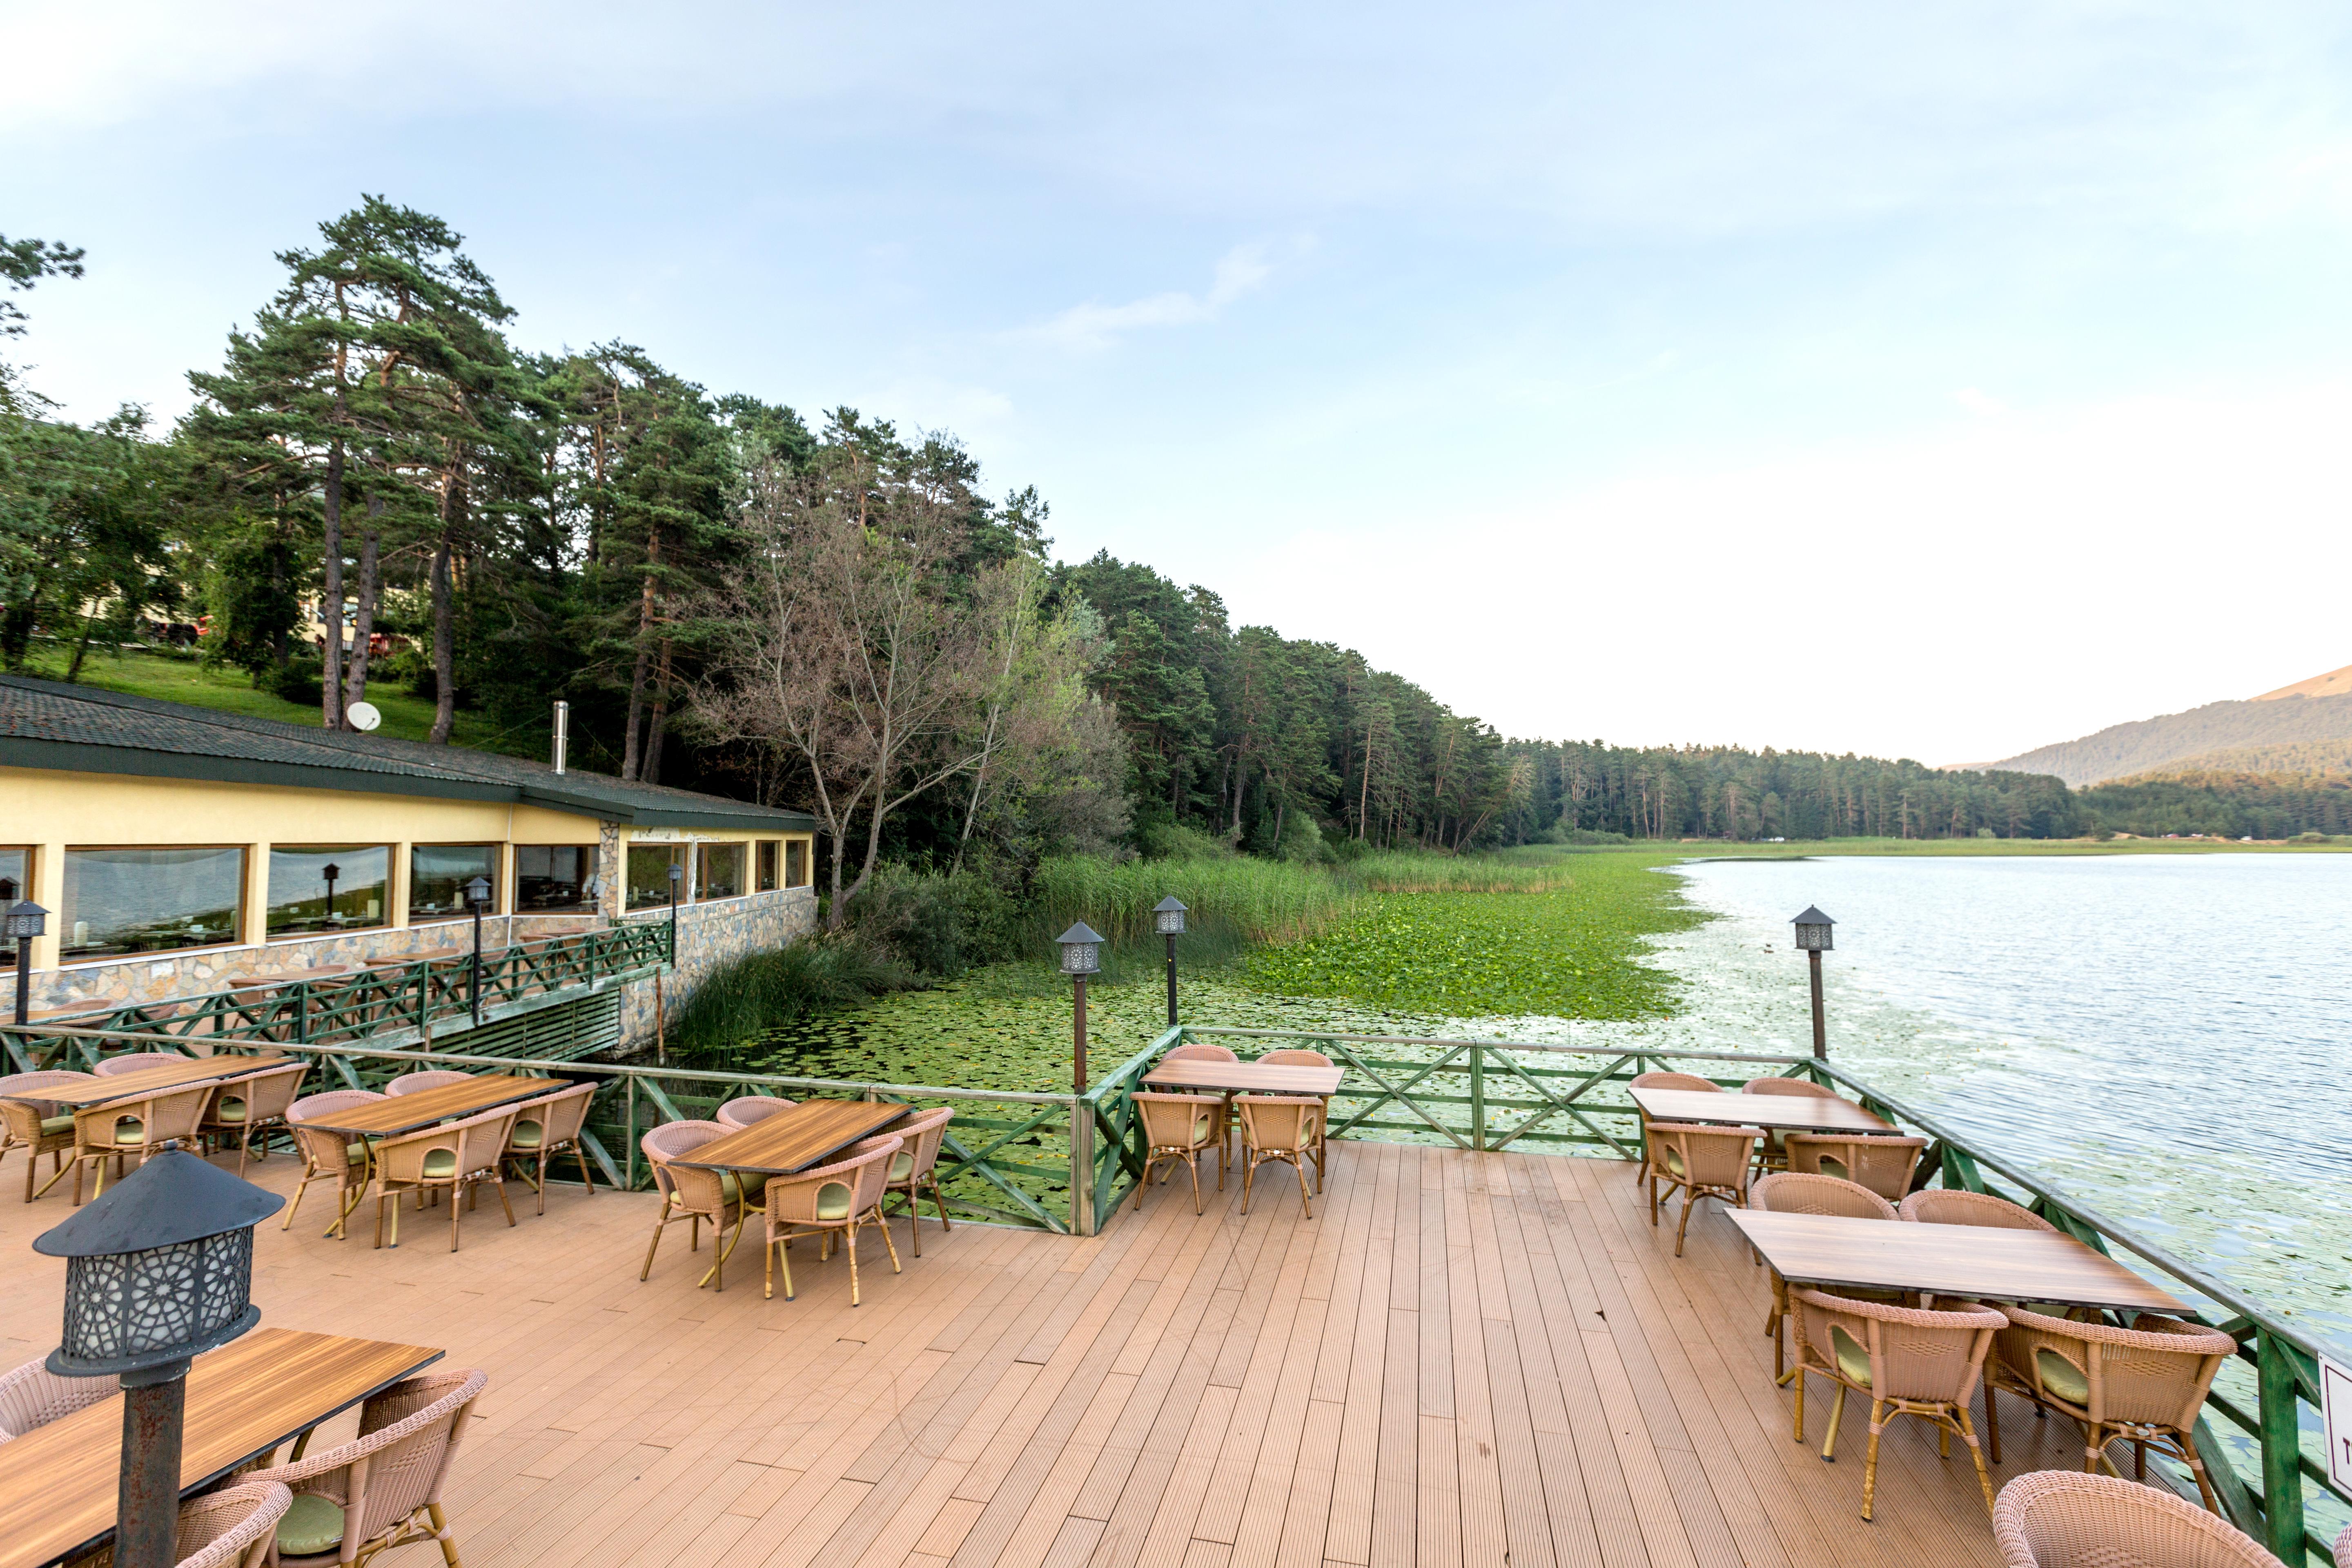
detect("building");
top-left (0, 674), bottom-right (817, 1047)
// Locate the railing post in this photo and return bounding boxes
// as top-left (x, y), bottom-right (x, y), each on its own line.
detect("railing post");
top-left (625, 1076), bottom-right (638, 1192)
top-left (2257, 1329), bottom-right (2307, 1564)
top-left (1069, 1096), bottom-right (1096, 1236)
top-left (294, 984), bottom-right (309, 1045)
top-left (1470, 1046), bottom-right (1486, 1151)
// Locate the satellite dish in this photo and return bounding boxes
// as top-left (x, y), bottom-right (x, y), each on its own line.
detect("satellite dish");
top-left (346, 701), bottom-right (382, 733)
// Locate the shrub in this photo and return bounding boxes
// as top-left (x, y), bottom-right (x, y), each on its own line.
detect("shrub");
top-left (666, 932), bottom-right (915, 1061)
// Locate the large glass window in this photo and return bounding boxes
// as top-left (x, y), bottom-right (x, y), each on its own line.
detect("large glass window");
top-left (410, 844), bottom-right (498, 923)
top-left (756, 840), bottom-right (779, 893)
top-left (62, 847), bottom-right (247, 961)
top-left (786, 839), bottom-right (810, 888)
top-left (1, 847), bottom-right (32, 961)
top-left (516, 845), bottom-right (598, 911)
top-left (626, 844), bottom-right (683, 911)
top-left (697, 842), bottom-right (745, 902)
top-left (266, 845), bottom-right (389, 938)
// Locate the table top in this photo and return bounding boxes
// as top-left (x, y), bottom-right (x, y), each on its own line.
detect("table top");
top-left (0, 1326), bottom-right (442, 1568)
top-left (1630, 1086), bottom-right (1895, 1134)
top-left (673, 1099), bottom-right (911, 1176)
top-left (295, 1073), bottom-right (565, 1137)
top-left (16, 1053), bottom-right (292, 1109)
top-left (225, 967), bottom-right (352, 990)
top-left (1143, 1059), bottom-right (1345, 1096)
top-left (1725, 1209), bottom-right (2191, 1314)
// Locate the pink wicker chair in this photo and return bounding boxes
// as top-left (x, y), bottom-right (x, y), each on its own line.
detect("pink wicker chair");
top-left (716, 1094), bottom-right (796, 1129)
top-left (1749, 1172), bottom-right (1898, 1380)
top-left (1783, 1132), bottom-right (1927, 1202)
top-left (60, 1082), bottom-right (211, 1203)
top-left (1630, 1070), bottom-right (1720, 1185)
top-left (1741, 1075), bottom-right (1843, 1173)
top-left (383, 1070), bottom-right (473, 1097)
top-left (369, 1107), bottom-right (521, 1251)
top-left (1163, 1043), bottom-right (1240, 1178)
top-left (200, 1061), bottom-right (310, 1177)
top-left (639, 1120), bottom-right (760, 1289)
top-left (502, 1082), bottom-right (598, 1214)
top-left (759, 1134), bottom-right (903, 1304)
top-left (1993, 1470), bottom-right (2287, 1568)
top-left (0, 1355), bottom-right (118, 1438)
top-left (880, 1107), bottom-right (955, 1254)
top-left (243, 1367), bottom-right (487, 1568)
top-left (1256, 1049), bottom-right (1334, 1190)
top-left (2336, 1520), bottom-right (2351, 1568)
top-left (283, 1090), bottom-right (383, 1235)
top-left (1987, 1304), bottom-right (2237, 1511)
top-left (1234, 1094), bottom-right (1320, 1217)
top-left (0, 1069), bottom-right (94, 1202)
top-left (1643, 1120), bottom-right (1758, 1255)
top-left (92, 1051), bottom-right (190, 1077)
top-left (1131, 1092), bottom-right (1221, 1214)
top-left (1790, 1287), bottom-right (2006, 1522)
top-left (173, 1479), bottom-right (291, 1568)
top-left (1900, 1188), bottom-right (2058, 1232)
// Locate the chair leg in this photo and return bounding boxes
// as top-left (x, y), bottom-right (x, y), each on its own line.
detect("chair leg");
top-left (1794, 1369), bottom-right (1806, 1444)
top-left (493, 1175), bottom-right (516, 1227)
top-left (449, 1181), bottom-right (462, 1252)
top-left (1294, 1157), bottom-right (1313, 1218)
top-left (1673, 1192), bottom-right (1697, 1256)
top-left (765, 1234), bottom-right (776, 1300)
top-left (932, 1177), bottom-right (951, 1233)
top-left (426, 1501), bottom-right (462, 1568)
top-left (283, 1173), bottom-right (310, 1230)
top-left (1956, 1407), bottom-right (1995, 1516)
top-left (1188, 1153), bottom-right (1202, 1215)
top-left (1241, 1154), bottom-right (1254, 1215)
top-left (846, 1221), bottom-right (862, 1306)
top-left (2178, 1430), bottom-right (2221, 1514)
top-left (1822, 1383), bottom-right (1847, 1461)
top-left (1984, 1382), bottom-right (2002, 1465)
top-left (237, 1125), bottom-right (253, 1178)
top-left (778, 1230), bottom-right (796, 1300)
top-left (1860, 1401), bottom-right (1884, 1521)
top-left (876, 1209), bottom-right (902, 1274)
top-left (577, 1145), bottom-right (596, 1195)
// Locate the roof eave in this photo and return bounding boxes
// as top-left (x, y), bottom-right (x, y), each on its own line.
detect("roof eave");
top-left (2, 740), bottom-right (520, 807)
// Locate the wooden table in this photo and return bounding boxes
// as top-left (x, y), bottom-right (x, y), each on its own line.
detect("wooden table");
top-left (1141, 1059), bottom-right (1345, 1097)
top-left (1725, 1209), bottom-right (2191, 1314)
top-left (1630, 1086), bottom-right (1895, 1134)
top-left (671, 1099), bottom-right (911, 1177)
top-left (8, 1053), bottom-right (292, 1109)
top-left (291, 1072), bottom-right (565, 1138)
top-left (0, 1326), bottom-right (441, 1568)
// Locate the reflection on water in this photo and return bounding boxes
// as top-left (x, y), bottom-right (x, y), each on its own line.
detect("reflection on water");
top-left (1675, 854), bottom-right (2352, 1340)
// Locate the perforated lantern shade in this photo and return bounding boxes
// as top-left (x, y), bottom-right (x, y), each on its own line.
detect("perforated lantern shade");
top-left (1152, 896), bottom-right (1187, 936)
top-left (1792, 906), bottom-right (1835, 952)
top-left (1057, 922), bottom-right (1104, 977)
top-left (466, 875), bottom-right (493, 908)
top-left (2, 898), bottom-right (46, 940)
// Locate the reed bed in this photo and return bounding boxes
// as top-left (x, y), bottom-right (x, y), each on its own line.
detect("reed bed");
top-left (1030, 854), bottom-right (1353, 945)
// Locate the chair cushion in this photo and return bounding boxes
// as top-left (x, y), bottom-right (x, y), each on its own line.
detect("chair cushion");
top-left (213, 1096), bottom-right (248, 1123)
top-left (717, 1171), bottom-right (769, 1206)
top-left (889, 1152), bottom-right (913, 1181)
top-left (275, 1492), bottom-right (347, 1557)
top-left (113, 1119), bottom-right (146, 1146)
top-left (815, 1180), bottom-right (854, 1221)
top-left (2035, 1348), bottom-right (2090, 1404)
top-left (1193, 1116), bottom-right (1213, 1143)
top-left (422, 1149), bottom-right (458, 1178)
top-left (1830, 1325), bottom-right (1872, 1388)
top-left (509, 1119), bottom-right (544, 1149)
top-left (1817, 1155), bottom-right (1851, 1180)
top-left (39, 1116), bottom-right (73, 1137)
top-left (345, 1142), bottom-right (368, 1166)
top-left (1661, 1147), bottom-right (1685, 1177)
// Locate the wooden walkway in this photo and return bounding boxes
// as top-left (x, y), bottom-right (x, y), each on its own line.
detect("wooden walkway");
top-left (0, 1139), bottom-right (2131, 1568)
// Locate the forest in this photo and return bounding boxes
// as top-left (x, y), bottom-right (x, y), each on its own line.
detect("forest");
top-left (3, 198), bottom-right (2319, 913)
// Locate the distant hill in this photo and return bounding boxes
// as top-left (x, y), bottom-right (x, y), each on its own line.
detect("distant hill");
top-left (1981, 664), bottom-right (2352, 786)
top-left (2120, 738), bottom-right (2352, 781)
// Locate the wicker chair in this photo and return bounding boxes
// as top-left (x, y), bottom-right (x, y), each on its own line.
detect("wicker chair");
top-left (503, 1082), bottom-right (598, 1215)
top-left (0, 1356), bottom-right (118, 1438)
top-left (243, 1367), bottom-right (487, 1568)
top-left (1234, 1094), bottom-right (1320, 1218)
top-left (283, 1090), bottom-right (383, 1236)
top-left (92, 1051), bottom-right (190, 1077)
top-left (174, 1479), bottom-right (291, 1568)
top-left (759, 1134), bottom-right (903, 1304)
top-left (1131, 1092), bottom-right (1221, 1215)
top-left (1749, 1172), bottom-right (1898, 1380)
top-left (716, 1094), bottom-right (796, 1129)
top-left (1783, 1132), bottom-right (1927, 1202)
top-left (1993, 1470), bottom-right (2287, 1568)
top-left (880, 1107), bottom-right (955, 1254)
top-left (1644, 1120), bottom-right (1759, 1255)
top-left (1630, 1070), bottom-right (1720, 1185)
top-left (383, 1070), bottom-right (473, 1098)
top-left (2336, 1520), bottom-right (2352, 1568)
top-left (1742, 1075), bottom-right (1842, 1173)
top-left (370, 1107), bottom-right (521, 1251)
top-left (200, 1061), bottom-right (309, 1177)
top-left (1900, 1188), bottom-right (2058, 1232)
top-left (1162, 1043), bottom-right (1240, 1179)
top-left (639, 1120), bottom-right (761, 1290)
top-left (1790, 1287), bottom-right (2005, 1522)
top-left (1987, 1304), bottom-right (2237, 1510)
top-left (1256, 1049), bottom-right (1334, 1191)
top-left (0, 1069), bottom-right (94, 1202)
top-left (60, 1082), bottom-right (211, 1203)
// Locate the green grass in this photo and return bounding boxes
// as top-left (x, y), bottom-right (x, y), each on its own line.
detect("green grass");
top-left (1499, 835), bottom-right (2352, 860)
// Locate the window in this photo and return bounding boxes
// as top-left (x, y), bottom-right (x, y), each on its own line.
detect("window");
top-left (0, 847), bottom-right (31, 960)
top-left (266, 845), bottom-right (389, 938)
top-left (696, 842), bottom-right (745, 901)
top-left (626, 844), bottom-right (683, 910)
top-left (756, 840), bottom-right (779, 893)
top-left (62, 847), bottom-right (247, 961)
top-left (786, 839), bottom-right (810, 888)
top-left (410, 844), bottom-right (499, 922)
top-left (516, 845), bottom-right (598, 911)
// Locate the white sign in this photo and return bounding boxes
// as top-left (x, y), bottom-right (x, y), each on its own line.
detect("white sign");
top-left (2322, 1355), bottom-right (2352, 1493)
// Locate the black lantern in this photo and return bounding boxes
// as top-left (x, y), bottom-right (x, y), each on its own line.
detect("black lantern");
top-left (1152, 896), bottom-right (1187, 1029)
top-left (6, 895), bottom-right (47, 1028)
top-left (319, 862), bottom-right (341, 927)
top-left (466, 875), bottom-right (493, 1027)
top-left (1791, 906), bottom-right (1835, 1060)
top-left (36, 1149), bottom-right (283, 1568)
top-left (1056, 922), bottom-right (1103, 1092)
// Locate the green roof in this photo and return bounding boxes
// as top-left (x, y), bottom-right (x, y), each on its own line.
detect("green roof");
top-left (0, 675), bottom-right (817, 833)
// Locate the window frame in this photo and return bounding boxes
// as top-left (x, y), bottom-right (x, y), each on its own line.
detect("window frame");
top-left (513, 843), bottom-right (602, 913)
top-left (406, 841), bottom-right (503, 925)
top-left (756, 840), bottom-right (779, 893)
top-left (625, 844), bottom-right (686, 912)
top-left (60, 843), bottom-right (251, 965)
top-left (0, 845), bottom-right (29, 960)
top-left (785, 837), bottom-right (811, 889)
top-left (695, 840), bottom-right (748, 904)
top-left (264, 842), bottom-right (394, 942)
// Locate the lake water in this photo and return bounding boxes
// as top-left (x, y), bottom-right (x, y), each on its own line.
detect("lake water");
top-left (1672, 853), bottom-right (2352, 1341)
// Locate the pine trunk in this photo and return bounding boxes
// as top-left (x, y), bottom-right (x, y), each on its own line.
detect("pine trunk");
top-left (342, 501), bottom-right (381, 716)
top-left (428, 535), bottom-right (455, 744)
top-left (320, 439), bottom-right (345, 729)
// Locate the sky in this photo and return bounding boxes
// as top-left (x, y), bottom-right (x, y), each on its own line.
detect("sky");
top-left (8, 1), bottom-right (2352, 765)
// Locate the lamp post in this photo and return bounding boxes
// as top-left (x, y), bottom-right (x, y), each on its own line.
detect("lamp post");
top-left (34, 1148), bottom-right (283, 1568)
top-left (466, 875), bottom-right (492, 1027)
top-left (1791, 906), bottom-right (1835, 1060)
top-left (6, 896), bottom-right (47, 1028)
top-left (1152, 896), bottom-right (1187, 1029)
top-left (1056, 922), bottom-right (1103, 1092)
top-left (320, 861), bottom-right (340, 929)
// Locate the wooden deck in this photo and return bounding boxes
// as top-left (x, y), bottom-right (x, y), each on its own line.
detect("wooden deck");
top-left (0, 1138), bottom-right (2140, 1568)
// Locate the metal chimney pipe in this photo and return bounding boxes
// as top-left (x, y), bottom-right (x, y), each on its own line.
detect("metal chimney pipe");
top-left (552, 701), bottom-right (569, 775)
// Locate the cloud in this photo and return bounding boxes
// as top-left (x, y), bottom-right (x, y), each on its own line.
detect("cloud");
top-left (1027, 245), bottom-right (1273, 352)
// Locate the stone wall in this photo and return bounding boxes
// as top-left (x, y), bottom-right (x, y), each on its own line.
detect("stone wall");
top-left (610, 886), bottom-right (820, 1052)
